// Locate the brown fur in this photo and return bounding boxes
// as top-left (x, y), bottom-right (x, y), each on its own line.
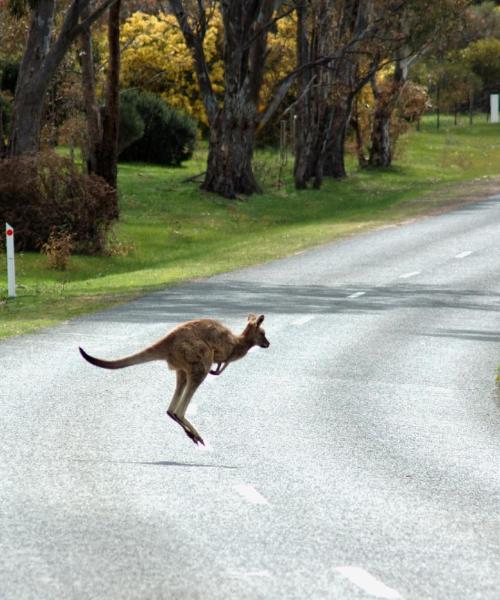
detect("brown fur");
top-left (79, 314), bottom-right (270, 445)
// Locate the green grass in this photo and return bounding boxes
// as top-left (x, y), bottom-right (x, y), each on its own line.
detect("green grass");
top-left (2, 117), bottom-right (500, 339)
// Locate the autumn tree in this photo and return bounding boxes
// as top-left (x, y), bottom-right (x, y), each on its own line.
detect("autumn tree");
top-left (119, 10), bottom-right (224, 128)
top-left (7, 0), bottom-right (119, 156)
top-left (293, 0), bottom-right (381, 189)
top-left (168, 0), bottom-right (293, 198)
top-left (367, 0), bottom-right (471, 167)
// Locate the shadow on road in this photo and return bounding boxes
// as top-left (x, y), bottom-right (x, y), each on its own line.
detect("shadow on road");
top-left (71, 458), bottom-right (238, 469)
top-left (85, 279), bottom-right (500, 324)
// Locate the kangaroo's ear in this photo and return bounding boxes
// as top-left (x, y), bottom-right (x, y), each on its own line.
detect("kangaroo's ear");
top-left (247, 313), bottom-right (257, 322)
top-left (256, 315), bottom-right (265, 326)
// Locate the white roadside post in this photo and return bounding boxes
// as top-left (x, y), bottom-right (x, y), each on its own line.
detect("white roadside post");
top-left (490, 94), bottom-right (499, 123)
top-left (5, 223), bottom-right (16, 297)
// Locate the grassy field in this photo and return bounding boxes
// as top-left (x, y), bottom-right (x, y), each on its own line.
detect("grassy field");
top-left (2, 116), bottom-right (500, 339)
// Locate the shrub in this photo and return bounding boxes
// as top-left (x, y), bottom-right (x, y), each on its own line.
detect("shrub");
top-left (0, 151), bottom-right (117, 254)
top-left (119, 90), bottom-right (197, 166)
top-left (41, 227), bottom-right (74, 270)
top-left (118, 96), bottom-right (145, 154)
top-left (0, 61), bottom-right (19, 95)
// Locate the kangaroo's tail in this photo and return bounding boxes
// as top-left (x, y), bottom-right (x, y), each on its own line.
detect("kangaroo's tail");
top-left (79, 346), bottom-right (160, 370)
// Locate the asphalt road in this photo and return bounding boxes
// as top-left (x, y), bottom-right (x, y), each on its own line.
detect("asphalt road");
top-left (1, 196), bottom-right (500, 600)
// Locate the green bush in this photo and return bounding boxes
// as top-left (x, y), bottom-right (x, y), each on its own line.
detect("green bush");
top-left (118, 95), bottom-right (144, 154)
top-left (0, 61), bottom-right (19, 95)
top-left (119, 90), bottom-right (197, 166)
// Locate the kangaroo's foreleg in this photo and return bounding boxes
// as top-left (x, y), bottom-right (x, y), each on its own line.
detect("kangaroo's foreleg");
top-left (210, 362), bottom-right (228, 376)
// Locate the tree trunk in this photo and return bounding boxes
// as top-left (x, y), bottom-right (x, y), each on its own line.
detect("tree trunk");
top-left (80, 13), bottom-right (102, 174)
top-left (367, 63), bottom-right (406, 168)
top-left (9, 81), bottom-right (48, 155)
top-left (368, 105), bottom-right (393, 167)
top-left (322, 100), bottom-right (354, 179)
top-left (8, 0), bottom-right (54, 155)
top-left (80, 48), bottom-right (100, 171)
top-left (293, 1), bottom-right (314, 189)
top-left (350, 98), bottom-right (368, 167)
top-left (8, 0), bottom-right (118, 157)
top-left (202, 103), bottom-right (260, 198)
top-left (95, 0), bottom-right (121, 190)
top-left (169, 0), bottom-right (274, 198)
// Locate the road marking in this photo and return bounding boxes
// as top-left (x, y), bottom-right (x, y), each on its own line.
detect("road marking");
top-left (347, 291), bottom-right (366, 299)
top-left (455, 250), bottom-right (473, 259)
top-left (399, 271), bottom-right (420, 279)
top-left (227, 569), bottom-right (272, 579)
top-left (336, 566), bottom-right (402, 599)
top-left (292, 315), bottom-right (316, 326)
top-left (234, 484), bottom-right (269, 505)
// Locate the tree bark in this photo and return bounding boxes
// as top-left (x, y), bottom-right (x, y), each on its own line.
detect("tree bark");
top-left (80, 13), bottom-right (102, 174)
top-left (322, 97), bottom-right (355, 180)
top-left (169, 0), bottom-right (275, 198)
top-left (8, 0), bottom-right (118, 157)
top-left (203, 106), bottom-right (260, 198)
top-left (293, 0), bottom-right (375, 188)
top-left (367, 61), bottom-right (406, 168)
top-left (95, 0), bottom-right (121, 190)
top-left (8, 0), bottom-right (54, 155)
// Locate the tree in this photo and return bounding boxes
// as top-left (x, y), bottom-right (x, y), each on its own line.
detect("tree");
top-left (367, 0), bottom-right (471, 167)
top-left (8, 0), bottom-right (119, 156)
top-left (293, 0), bottom-right (381, 188)
top-left (463, 37), bottom-right (500, 107)
top-left (168, 0), bottom-right (288, 198)
top-left (120, 10), bottom-right (224, 128)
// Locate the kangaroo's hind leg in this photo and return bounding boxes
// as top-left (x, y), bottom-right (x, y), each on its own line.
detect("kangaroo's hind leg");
top-left (167, 369), bottom-right (187, 418)
top-left (175, 363), bottom-right (210, 446)
top-left (167, 370), bottom-right (200, 443)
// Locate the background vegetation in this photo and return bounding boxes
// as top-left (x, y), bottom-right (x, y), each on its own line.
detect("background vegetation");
top-left (1, 116), bottom-right (500, 339)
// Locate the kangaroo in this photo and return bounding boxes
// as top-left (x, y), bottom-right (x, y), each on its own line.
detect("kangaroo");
top-left (79, 314), bottom-right (270, 446)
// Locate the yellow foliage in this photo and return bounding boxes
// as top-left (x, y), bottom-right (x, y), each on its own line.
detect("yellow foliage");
top-left (120, 10), bottom-right (297, 125)
top-left (120, 11), bottom-right (224, 125)
top-left (261, 14), bottom-right (296, 113)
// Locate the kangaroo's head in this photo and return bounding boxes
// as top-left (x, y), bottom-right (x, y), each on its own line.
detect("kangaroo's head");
top-left (244, 314), bottom-right (270, 348)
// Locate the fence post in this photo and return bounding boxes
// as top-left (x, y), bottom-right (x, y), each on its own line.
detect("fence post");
top-left (490, 94), bottom-right (499, 123)
top-left (5, 223), bottom-right (16, 298)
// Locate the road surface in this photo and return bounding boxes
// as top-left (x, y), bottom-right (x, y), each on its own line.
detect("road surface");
top-left (1, 196), bottom-right (500, 599)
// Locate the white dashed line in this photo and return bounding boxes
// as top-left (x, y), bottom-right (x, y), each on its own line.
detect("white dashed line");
top-left (291, 315), bottom-right (316, 326)
top-left (399, 271), bottom-right (420, 279)
top-left (455, 250), bottom-right (473, 259)
top-left (336, 566), bottom-right (402, 599)
top-left (227, 569), bottom-right (272, 579)
top-left (347, 291), bottom-right (366, 299)
top-left (234, 484), bottom-right (269, 505)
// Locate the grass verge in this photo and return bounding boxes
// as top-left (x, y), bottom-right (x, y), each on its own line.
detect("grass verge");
top-left (2, 118), bottom-right (500, 339)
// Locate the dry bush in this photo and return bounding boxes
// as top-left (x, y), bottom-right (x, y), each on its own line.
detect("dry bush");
top-left (41, 227), bottom-right (74, 270)
top-left (0, 150), bottom-right (118, 254)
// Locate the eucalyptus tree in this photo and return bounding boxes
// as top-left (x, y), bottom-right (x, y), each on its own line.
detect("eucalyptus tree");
top-left (293, 0), bottom-right (382, 188)
top-left (80, 0), bottom-right (122, 188)
top-left (168, 0), bottom-right (292, 198)
top-left (367, 0), bottom-right (471, 167)
top-left (7, 0), bottom-right (119, 156)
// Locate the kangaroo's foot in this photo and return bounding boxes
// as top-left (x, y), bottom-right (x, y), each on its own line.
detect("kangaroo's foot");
top-left (210, 363), bottom-right (222, 375)
top-left (167, 411), bottom-right (205, 446)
